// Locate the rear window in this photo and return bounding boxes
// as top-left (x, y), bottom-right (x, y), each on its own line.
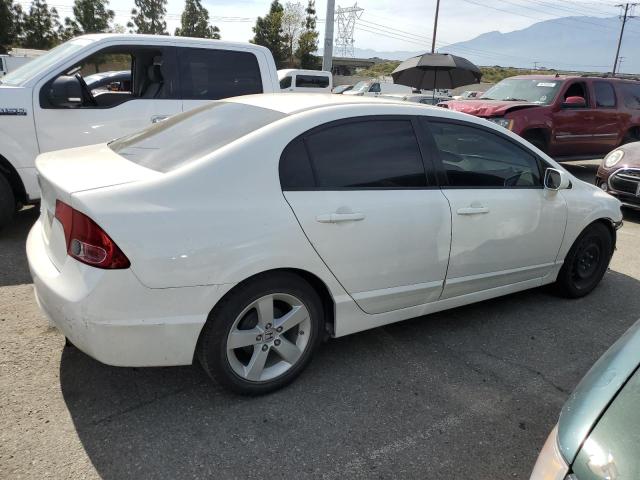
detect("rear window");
top-left (295, 75), bottom-right (329, 88)
top-left (109, 102), bottom-right (285, 172)
top-left (621, 83), bottom-right (640, 109)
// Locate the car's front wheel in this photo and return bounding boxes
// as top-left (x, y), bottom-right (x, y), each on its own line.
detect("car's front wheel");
top-left (554, 222), bottom-right (613, 298)
top-left (197, 272), bottom-right (324, 395)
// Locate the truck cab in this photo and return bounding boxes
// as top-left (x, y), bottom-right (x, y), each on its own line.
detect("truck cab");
top-left (0, 34), bottom-right (280, 229)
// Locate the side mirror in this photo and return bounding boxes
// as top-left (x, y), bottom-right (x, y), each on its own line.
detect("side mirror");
top-left (562, 96), bottom-right (586, 108)
top-left (48, 75), bottom-right (83, 108)
top-left (544, 168), bottom-right (571, 191)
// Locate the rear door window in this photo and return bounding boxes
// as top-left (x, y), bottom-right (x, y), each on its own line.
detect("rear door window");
top-left (281, 118), bottom-right (428, 189)
top-left (295, 75), bottom-right (329, 88)
top-left (621, 83), bottom-right (640, 109)
top-left (178, 48), bottom-right (263, 100)
top-left (594, 81), bottom-right (616, 108)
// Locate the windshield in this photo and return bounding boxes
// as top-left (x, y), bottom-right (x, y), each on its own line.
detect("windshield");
top-left (352, 81), bottom-right (371, 93)
top-left (1, 38), bottom-right (93, 86)
top-left (480, 78), bottom-right (563, 104)
top-left (109, 101), bottom-right (285, 172)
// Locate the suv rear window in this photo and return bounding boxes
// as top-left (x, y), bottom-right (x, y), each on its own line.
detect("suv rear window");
top-left (109, 102), bottom-right (284, 172)
top-left (621, 83), bottom-right (640, 109)
top-left (594, 81), bottom-right (616, 108)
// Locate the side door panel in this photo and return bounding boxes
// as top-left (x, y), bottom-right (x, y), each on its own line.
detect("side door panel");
top-left (551, 81), bottom-right (601, 156)
top-left (33, 45), bottom-right (181, 154)
top-left (280, 116), bottom-right (452, 314)
top-left (422, 118), bottom-right (567, 298)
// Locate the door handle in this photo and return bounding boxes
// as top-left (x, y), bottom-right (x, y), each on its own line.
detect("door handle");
top-left (457, 206), bottom-right (489, 215)
top-left (316, 212), bottom-right (366, 223)
top-left (151, 115), bottom-right (170, 124)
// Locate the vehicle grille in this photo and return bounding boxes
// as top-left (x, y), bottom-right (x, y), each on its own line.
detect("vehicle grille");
top-left (610, 168), bottom-right (640, 195)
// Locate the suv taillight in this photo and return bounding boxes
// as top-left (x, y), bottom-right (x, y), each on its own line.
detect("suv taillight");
top-left (54, 200), bottom-right (130, 269)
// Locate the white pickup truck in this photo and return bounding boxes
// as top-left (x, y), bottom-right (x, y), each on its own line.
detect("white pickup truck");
top-left (0, 34), bottom-right (280, 228)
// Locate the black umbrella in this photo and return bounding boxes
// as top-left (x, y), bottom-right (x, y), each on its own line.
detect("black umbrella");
top-left (391, 53), bottom-right (482, 100)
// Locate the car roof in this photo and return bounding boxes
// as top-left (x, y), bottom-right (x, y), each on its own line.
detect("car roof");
top-left (76, 33), bottom-right (272, 53)
top-left (226, 93), bottom-right (422, 115)
top-left (510, 74), bottom-right (640, 83)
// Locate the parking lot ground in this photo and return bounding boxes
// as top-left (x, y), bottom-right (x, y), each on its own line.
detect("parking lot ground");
top-left (1, 160), bottom-right (639, 479)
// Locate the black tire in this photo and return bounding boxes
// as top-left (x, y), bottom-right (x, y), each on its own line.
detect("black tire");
top-left (523, 132), bottom-right (547, 153)
top-left (197, 272), bottom-right (324, 395)
top-left (0, 173), bottom-right (16, 231)
top-left (554, 223), bottom-right (613, 298)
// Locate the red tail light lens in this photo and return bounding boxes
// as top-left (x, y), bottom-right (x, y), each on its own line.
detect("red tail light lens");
top-left (54, 200), bottom-right (130, 269)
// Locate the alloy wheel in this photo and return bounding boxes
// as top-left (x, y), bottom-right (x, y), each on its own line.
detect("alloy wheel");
top-left (226, 293), bottom-right (312, 382)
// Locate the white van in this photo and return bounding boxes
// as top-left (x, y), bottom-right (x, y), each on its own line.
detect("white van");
top-left (278, 69), bottom-right (332, 93)
top-left (343, 80), bottom-right (417, 97)
top-left (0, 34), bottom-right (281, 228)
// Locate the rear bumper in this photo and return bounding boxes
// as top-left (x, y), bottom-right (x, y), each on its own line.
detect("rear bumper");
top-left (27, 219), bottom-right (223, 367)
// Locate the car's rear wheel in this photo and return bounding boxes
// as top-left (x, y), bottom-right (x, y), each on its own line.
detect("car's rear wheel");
top-left (0, 173), bottom-right (16, 231)
top-left (197, 272), bottom-right (323, 395)
top-left (554, 223), bottom-right (613, 298)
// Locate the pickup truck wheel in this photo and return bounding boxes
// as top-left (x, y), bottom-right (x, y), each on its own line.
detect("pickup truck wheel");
top-left (0, 173), bottom-right (16, 231)
top-left (554, 223), bottom-right (613, 298)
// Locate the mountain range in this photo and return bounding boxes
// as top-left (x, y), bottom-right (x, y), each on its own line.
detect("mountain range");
top-left (337, 16), bottom-right (639, 74)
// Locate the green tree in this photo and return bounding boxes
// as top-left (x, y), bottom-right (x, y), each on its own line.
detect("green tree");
top-left (0, 0), bottom-right (24, 52)
top-left (63, 0), bottom-right (115, 38)
top-left (22, 0), bottom-right (61, 49)
top-left (295, 0), bottom-right (319, 69)
top-left (127, 0), bottom-right (168, 35)
top-left (174, 0), bottom-right (220, 39)
top-left (252, 0), bottom-right (286, 67)
top-left (281, 2), bottom-right (304, 66)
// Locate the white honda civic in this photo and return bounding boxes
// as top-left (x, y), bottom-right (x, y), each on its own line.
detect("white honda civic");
top-left (27, 94), bottom-right (622, 394)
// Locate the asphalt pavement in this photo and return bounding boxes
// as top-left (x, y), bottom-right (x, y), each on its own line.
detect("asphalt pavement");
top-left (1, 160), bottom-right (639, 479)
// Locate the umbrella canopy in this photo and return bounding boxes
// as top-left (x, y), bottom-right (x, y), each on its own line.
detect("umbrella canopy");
top-left (391, 53), bottom-right (482, 91)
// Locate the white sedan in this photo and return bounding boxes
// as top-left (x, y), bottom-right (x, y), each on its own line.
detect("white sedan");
top-left (27, 94), bottom-right (622, 394)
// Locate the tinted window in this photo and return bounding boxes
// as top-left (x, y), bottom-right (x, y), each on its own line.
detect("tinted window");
top-left (295, 75), bottom-right (329, 88)
top-left (621, 83), bottom-right (640, 109)
top-left (280, 138), bottom-right (315, 189)
top-left (178, 48), bottom-right (263, 100)
top-left (303, 119), bottom-right (427, 188)
top-left (280, 75), bottom-right (292, 89)
top-left (595, 81), bottom-right (616, 108)
top-left (426, 120), bottom-right (541, 187)
top-left (369, 83), bottom-right (381, 93)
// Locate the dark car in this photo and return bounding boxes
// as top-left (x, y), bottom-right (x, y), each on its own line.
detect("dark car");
top-left (440, 75), bottom-right (640, 159)
top-left (596, 141), bottom-right (640, 209)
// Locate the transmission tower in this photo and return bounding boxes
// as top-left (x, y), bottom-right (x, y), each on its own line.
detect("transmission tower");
top-left (334, 3), bottom-right (364, 57)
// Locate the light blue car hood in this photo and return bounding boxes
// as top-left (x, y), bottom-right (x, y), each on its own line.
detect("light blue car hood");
top-left (558, 319), bottom-right (640, 463)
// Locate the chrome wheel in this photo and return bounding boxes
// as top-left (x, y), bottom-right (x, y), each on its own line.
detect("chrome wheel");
top-left (226, 293), bottom-right (311, 382)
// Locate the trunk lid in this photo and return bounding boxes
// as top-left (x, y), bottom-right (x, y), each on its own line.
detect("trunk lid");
top-left (36, 143), bottom-right (161, 271)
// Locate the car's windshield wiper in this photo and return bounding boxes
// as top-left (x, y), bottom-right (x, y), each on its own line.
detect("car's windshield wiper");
top-left (502, 97), bottom-right (529, 102)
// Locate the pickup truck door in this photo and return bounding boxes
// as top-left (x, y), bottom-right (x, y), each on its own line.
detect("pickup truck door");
top-left (177, 47), bottom-right (270, 112)
top-left (33, 45), bottom-right (181, 154)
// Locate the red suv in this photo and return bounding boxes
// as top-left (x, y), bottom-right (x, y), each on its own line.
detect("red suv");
top-left (439, 75), bottom-right (640, 158)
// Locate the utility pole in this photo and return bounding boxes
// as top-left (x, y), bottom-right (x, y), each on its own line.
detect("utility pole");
top-left (533, 61), bottom-right (539, 71)
top-left (618, 56), bottom-right (626, 74)
top-left (322, 0), bottom-right (336, 72)
top-left (431, 0), bottom-right (440, 53)
top-left (612, 3), bottom-right (637, 76)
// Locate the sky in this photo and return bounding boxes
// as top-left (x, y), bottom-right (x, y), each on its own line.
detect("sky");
top-left (17, 0), bottom-right (630, 52)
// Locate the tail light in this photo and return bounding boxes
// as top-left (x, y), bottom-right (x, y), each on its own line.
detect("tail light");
top-left (54, 200), bottom-right (130, 269)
